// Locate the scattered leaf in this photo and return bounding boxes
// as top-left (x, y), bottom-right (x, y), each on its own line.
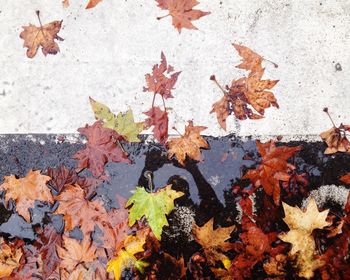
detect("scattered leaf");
top-left (56, 236), bottom-right (97, 272)
top-left (167, 121), bottom-right (209, 166)
top-left (211, 44), bottom-right (279, 128)
top-left (20, 12), bottom-right (63, 58)
top-left (0, 170), bottom-right (53, 222)
top-left (73, 121), bottom-right (130, 177)
top-left (107, 232), bottom-right (148, 280)
top-left (143, 52), bottom-right (181, 99)
top-left (90, 98), bottom-right (144, 142)
top-left (278, 198), bottom-right (331, 279)
top-left (54, 184), bottom-right (107, 235)
top-left (156, 0), bottom-right (210, 32)
top-left (243, 140), bottom-right (301, 205)
top-left (192, 218), bottom-right (235, 267)
top-left (144, 106), bottom-right (169, 145)
top-left (126, 185), bottom-right (184, 239)
top-left (0, 238), bottom-right (23, 278)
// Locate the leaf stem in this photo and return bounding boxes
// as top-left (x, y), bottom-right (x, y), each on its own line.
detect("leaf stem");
top-left (210, 75), bottom-right (227, 95)
top-left (157, 14), bottom-right (170, 20)
top-left (263, 57), bottom-right (278, 68)
top-left (162, 96), bottom-right (166, 112)
top-left (323, 107), bottom-right (337, 128)
top-left (36, 10), bottom-right (43, 28)
top-left (144, 171), bottom-right (154, 192)
top-left (172, 126), bottom-right (183, 137)
top-left (151, 93), bottom-right (156, 108)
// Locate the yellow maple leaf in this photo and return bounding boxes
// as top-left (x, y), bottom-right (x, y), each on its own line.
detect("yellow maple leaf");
top-left (278, 198), bottom-right (331, 279)
top-left (0, 238), bottom-right (23, 278)
top-left (107, 232), bottom-right (148, 280)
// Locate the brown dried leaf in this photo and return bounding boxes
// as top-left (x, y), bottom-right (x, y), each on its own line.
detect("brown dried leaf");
top-left (0, 238), bottom-right (23, 278)
top-left (156, 0), bottom-right (210, 33)
top-left (167, 121), bottom-right (209, 165)
top-left (144, 106), bottom-right (169, 145)
top-left (20, 16), bottom-right (63, 58)
top-left (0, 170), bottom-right (53, 222)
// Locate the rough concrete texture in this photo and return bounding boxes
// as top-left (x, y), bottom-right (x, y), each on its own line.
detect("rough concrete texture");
top-left (0, 0), bottom-right (349, 137)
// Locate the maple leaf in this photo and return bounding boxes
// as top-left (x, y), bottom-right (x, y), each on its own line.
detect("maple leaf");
top-left (192, 218), bottom-right (235, 268)
top-left (0, 170), bottom-right (53, 223)
top-left (98, 195), bottom-right (131, 254)
top-left (156, 0), bottom-right (210, 32)
top-left (211, 44), bottom-right (279, 128)
top-left (144, 106), bottom-right (169, 145)
top-left (54, 184), bottom-right (107, 235)
top-left (242, 140), bottom-right (301, 205)
top-left (90, 98), bottom-right (144, 142)
top-left (20, 11), bottom-right (63, 58)
top-left (126, 185), bottom-right (184, 239)
top-left (47, 164), bottom-right (79, 194)
top-left (320, 108), bottom-right (350, 154)
top-left (278, 198), bottom-right (331, 279)
top-left (0, 238), bottom-right (23, 278)
top-left (56, 236), bottom-right (97, 272)
top-left (73, 121), bottom-right (130, 177)
top-left (233, 43), bottom-right (264, 72)
top-left (35, 225), bottom-right (62, 279)
top-left (263, 254), bottom-right (287, 277)
top-left (320, 125), bottom-right (350, 154)
top-left (144, 52), bottom-right (181, 99)
top-left (107, 231), bottom-right (149, 280)
top-left (167, 121), bottom-right (209, 166)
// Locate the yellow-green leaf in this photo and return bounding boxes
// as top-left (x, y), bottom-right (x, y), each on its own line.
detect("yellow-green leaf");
top-left (89, 97), bottom-right (144, 142)
top-left (126, 185), bottom-right (184, 239)
top-left (106, 234), bottom-right (148, 280)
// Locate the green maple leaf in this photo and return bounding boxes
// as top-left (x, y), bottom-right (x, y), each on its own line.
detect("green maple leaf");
top-left (126, 185), bottom-right (184, 239)
top-left (89, 97), bottom-right (144, 142)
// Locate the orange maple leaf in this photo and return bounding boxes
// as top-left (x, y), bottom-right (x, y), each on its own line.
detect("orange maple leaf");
top-left (167, 121), bottom-right (209, 165)
top-left (54, 184), bottom-right (107, 235)
top-left (242, 141), bottom-right (301, 205)
top-left (56, 236), bottom-right (97, 272)
top-left (0, 170), bottom-right (53, 223)
top-left (156, 0), bottom-right (210, 32)
top-left (20, 11), bottom-right (63, 58)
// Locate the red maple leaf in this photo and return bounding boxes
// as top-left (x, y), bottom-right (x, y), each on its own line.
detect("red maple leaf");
top-left (242, 140), bottom-right (301, 205)
top-left (73, 121), bottom-right (130, 178)
top-left (143, 52), bottom-right (181, 99)
top-left (144, 106), bottom-right (169, 145)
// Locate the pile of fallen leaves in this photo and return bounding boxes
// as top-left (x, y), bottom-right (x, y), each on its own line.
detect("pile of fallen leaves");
top-left (1, 41), bottom-right (350, 279)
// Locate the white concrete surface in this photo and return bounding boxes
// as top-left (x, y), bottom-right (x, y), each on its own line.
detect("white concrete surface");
top-left (0, 0), bottom-right (349, 138)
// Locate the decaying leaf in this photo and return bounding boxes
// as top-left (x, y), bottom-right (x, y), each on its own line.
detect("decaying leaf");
top-left (90, 98), bottom-right (144, 142)
top-left (126, 185), bottom-right (184, 239)
top-left (167, 121), bottom-right (209, 166)
top-left (211, 44), bottom-right (279, 129)
top-left (263, 254), bottom-right (287, 277)
top-left (73, 121), bottom-right (130, 177)
top-left (0, 238), bottom-right (23, 278)
top-left (107, 231), bottom-right (149, 280)
top-left (20, 12), bottom-right (63, 58)
top-left (192, 218), bottom-right (235, 268)
top-left (0, 170), bottom-right (53, 222)
top-left (144, 106), bottom-right (169, 145)
top-left (54, 184), bottom-right (107, 235)
top-left (320, 108), bottom-right (350, 154)
top-left (56, 236), bottom-right (97, 273)
top-left (143, 52), bottom-right (181, 99)
top-left (156, 0), bottom-right (210, 32)
top-left (320, 125), bottom-right (350, 154)
top-left (243, 140), bottom-right (301, 205)
top-left (278, 198), bottom-right (331, 279)
top-left (340, 172), bottom-right (350, 184)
